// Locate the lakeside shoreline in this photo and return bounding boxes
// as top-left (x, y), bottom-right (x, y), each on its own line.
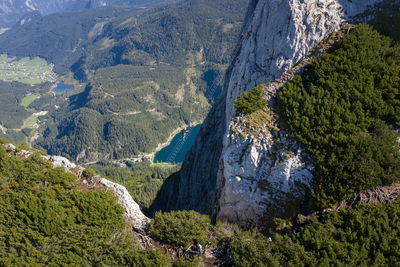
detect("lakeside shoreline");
top-left (84, 120), bottom-right (202, 166)
top-left (145, 120), bottom-right (202, 162)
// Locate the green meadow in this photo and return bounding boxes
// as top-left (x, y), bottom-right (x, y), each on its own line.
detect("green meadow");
top-left (21, 94), bottom-right (40, 108)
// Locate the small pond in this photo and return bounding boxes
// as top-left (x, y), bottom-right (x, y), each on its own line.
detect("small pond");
top-left (53, 82), bottom-right (74, 93)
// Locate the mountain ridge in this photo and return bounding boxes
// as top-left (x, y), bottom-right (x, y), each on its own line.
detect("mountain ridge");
top-left (0, 0), bottom-right (172, 28)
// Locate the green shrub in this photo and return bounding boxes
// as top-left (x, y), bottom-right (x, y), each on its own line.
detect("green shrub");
top-left (0, 146), bottom-right (170, 265)
top-left (173, 256), bottom-right (201, 267)
top-left (229, 230), bottom-right (281, 267)
top-left (234, 84), bottom-right (267, 115)
top-left (229, 203), bottom-right (400, 266)
top-left (119, 248), bottom-right (171, 267)
top-left (279, 23), bottom-right (400, 207)
top-left (82, 167), bottom-right (97, 179)
top-left (150, 210), bottom-right (211, 247)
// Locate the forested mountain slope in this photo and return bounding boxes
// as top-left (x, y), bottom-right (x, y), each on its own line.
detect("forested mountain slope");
top-left (81, 0), bottom-right (247, 70)
top-left (29, 0), bottom-right (248, 162)
top-left (0, 0), bottom-right (248, 162)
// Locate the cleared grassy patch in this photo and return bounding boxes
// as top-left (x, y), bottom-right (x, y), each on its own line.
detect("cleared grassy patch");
top-left (242, 108), bottom-right (279, 131)
top-left (150, 162), bottom-right (177, 169)
top-left (22, 115), bottom-right (39, 129)
top-left (233, 107), bottom-right (280, 139)
top-left (21, 94), bottom-right (39, 108)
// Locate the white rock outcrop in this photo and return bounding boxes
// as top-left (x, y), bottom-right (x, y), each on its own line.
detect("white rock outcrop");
top-left (99, 178), bottom-right (150, 230)
top-left (43, 155), bottom-right (79, 170)
top-left (216, 118), bottom-right (313, 225)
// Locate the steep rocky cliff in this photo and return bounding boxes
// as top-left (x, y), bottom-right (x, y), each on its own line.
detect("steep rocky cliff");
top-left (154, 0), bottom-right (387, 226)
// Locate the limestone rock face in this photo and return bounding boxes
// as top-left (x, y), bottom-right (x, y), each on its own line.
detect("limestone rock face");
top-left (224, 0), bottom-right (382, 122)
top-left (215, 116), bottom-right (313, 226)
top-left (99, 178), bottom-right (150, 230)
top-left (215, 0), bottom-right (385, 225)
top-left (155, 0), bottom-right (386, 226)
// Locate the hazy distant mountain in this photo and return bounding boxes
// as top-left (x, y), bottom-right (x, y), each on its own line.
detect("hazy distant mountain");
top-left (66, 0), bottom-right (170, 10)
top-left (0, 0), bottom-right (170, 28)
top-left (0, 6), bottom-right (134, 73)
top-left (0, 0), bottom-right (75, 27)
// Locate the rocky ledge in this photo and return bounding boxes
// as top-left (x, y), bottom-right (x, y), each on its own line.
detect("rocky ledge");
top-left (214, 107), bottom-right (314, 227)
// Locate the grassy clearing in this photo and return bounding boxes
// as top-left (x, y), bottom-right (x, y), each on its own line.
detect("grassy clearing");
top-left (21, 115), bottom-right (39, 130)
top-left (0, 54), bottom-right (57, 85)
top-left (150, 162), bottom-right (177, 169)
top-left (233, 107), bottom-right (280, 139)
top-left (242, 108), bottom-right (279, 131)
top-left (21, 94), bottom-right (39, 108)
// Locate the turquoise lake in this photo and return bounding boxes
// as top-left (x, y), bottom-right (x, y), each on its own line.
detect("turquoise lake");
top-left (154, 124), bottom-right (201, 163)
top-left (53, 82), bottom-right (74, 93)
